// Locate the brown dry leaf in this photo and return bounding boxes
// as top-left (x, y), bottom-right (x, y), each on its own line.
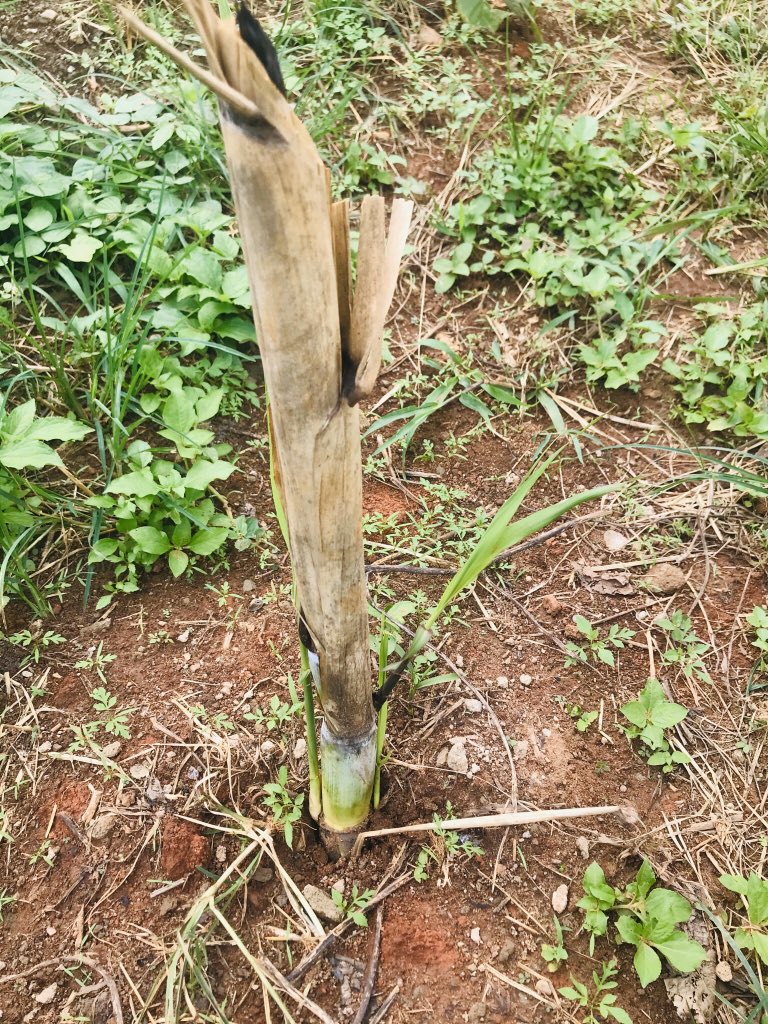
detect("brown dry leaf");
top-left (664, 915), bottom-right (715, 1023)
top-left (574, 562), bottom-right (635, 596)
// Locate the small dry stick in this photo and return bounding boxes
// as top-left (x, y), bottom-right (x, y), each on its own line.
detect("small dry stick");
top-left (352, 907), bottom-right (383, 1024)
top-left (352, 806), bottom-right (622, 857)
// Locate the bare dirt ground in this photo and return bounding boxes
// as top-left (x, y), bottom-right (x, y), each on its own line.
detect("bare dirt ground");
top-left (0, 2), bottom-right (766, 1023)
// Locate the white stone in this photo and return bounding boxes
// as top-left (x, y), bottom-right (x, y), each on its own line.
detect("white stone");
top-left (101, 741), bottom-right (122, 759)
top-left (519, 674), bottom-right (532, 686)
top-left (497, 675), bottom-right (508, 688)
top-left (34, 983), bottom-right (57, 1004)
top-left (470, 927), bottom-right (481, 944)
top-left (535, 978), bottom-right (554, 996)
top-left (39, 8), bottom-right (57, 20)
top-left (464, 698), bottom-right (483, 713)
top-left (603, 529), bottom-right (629, 552)
top-left (447, 740), bottom-right (469, 775)
top-left (302, 884), bottom-right (343, 923)
top-left (90, 814), bottom-right (117, 840)
top-left (715, 961), bottom-right (732, 982)
top-left (575, 836), bottom-right (590, 859)
top-left (293, 738), bottom-right (307, 759)
top-left (129, 764), bottom-right (149, 780)
top-left (552, 884), bottom-right (569, 914)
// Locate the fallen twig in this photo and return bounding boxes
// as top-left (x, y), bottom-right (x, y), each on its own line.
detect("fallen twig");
top-left (352, 907), bottom-right (382, 1024)
top-left (352, 806), bottom-right (623, 857)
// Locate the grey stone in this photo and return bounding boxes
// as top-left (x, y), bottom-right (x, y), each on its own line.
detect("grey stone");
top-left (302, 884), bottom-right (343, 923)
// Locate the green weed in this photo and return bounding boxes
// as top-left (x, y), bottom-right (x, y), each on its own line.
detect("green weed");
top-left (577, 860), bottom-right (707, 987)
top-left (620, 678), bottom-right (691, 773)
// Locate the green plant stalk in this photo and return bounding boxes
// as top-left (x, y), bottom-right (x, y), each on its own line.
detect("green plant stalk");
top-left (320, 721), bottom-right (377, 839)
top-left (300, 644), bottom-right (322, 822)
top-left (374, 700), bottom-right (387, 809)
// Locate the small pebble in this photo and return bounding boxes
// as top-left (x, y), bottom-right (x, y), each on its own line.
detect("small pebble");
top-left (38, 741), bottom-right (52, 754)
top-left (447, 739), bottom-right (469, 775)
top-left (576, 836), bottom-right (590, 859)
top-left (260, 740), bottom-right (276, 756)
top-left (293, 738), bottom-right (307, 759)
top-left (129, 764), bottom-right (150, 780)
top-left (455, 654), bottom-right (464, 668)
top-left (90, 814), bottom-right (117, 841)
top-left (519, 674), bottom-right (532, 687)
top-left (177, 629), bottom-right (190, 643)
top-left (464, 698), bottom-right (483, 713)
top-left (715, 961), bottom-right (732, 983)
top-left (470, 927), bottom-right (481, 944)
top-left (215, 845), bottom-right (227, 864)
top-left (467, 1002), bottom-right (486, 1023)
top-left (101, 741), bottom-right (122, 760)
top-left (45, 927), bottom-right (56, 937)
top-left (302, 884), bottom-right (343, 923)
top-left (242, 579), bottom-right (256, 592)
top-left (38, 7), bottom-right (57, 20)
top-left (535, 978), bottom-right (554, 996)
top-left (552, 884), bottom-right (569, 914)
top-left (497, 675), bottom-right (508, 688)
top-left (34, 982), bottom-right (57, 1005)
top-left (497, 938), bottom-right (515, 964)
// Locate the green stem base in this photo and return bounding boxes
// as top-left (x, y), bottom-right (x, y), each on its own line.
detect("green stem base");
top-left (319, 721), bottom-right (376, 856)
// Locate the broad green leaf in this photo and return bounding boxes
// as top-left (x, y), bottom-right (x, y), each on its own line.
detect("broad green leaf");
top-left (106, 469), bottom-right (159, 498)
top-left (57, 233), bottom-right (103, 263)
top-left (645, 888), bottom-right (691, 926)
top-left (181, 248), bottom-right (223, 291)
top-left (652, 931), bottom-right (706, 975)
top-left (162, 390), bottom-right (196, 434)
top-left (23, 203), bottom-right (54, 231)
top-left (28, 416), bottom-right (91, 443)
top-left (1, 398), bottom-right (36, 438)
top-left (751, 931), bottom-right (768, 965)
top-left (652, 701), bottom-right (688, 729)
top-left (187, 527), bottom-right (229, 555)
top-left (129, 526), bottom-right (171, 555)
top-left (168, 549), bottom-right (189, 577)
top-left (172, 520), bottom-right (193, 548)
top-left (456, 0), bottom-right (507, 30)
top-left (616, 914), bottom-right (643, 947)
top-left (633, 943), bottom-right (662, 988)
top-left (13, 235), bottom-right (46, 258)
top-left (621, 699), bottom-right (648, 727)
top-left (184, 459), bottom-right (236, 491)
top-left (746, 873), bottom-right (768, 925)
top-left (570, 115), bottom-right (599, 144)
top-left (0, 437), bottom-right (61, 469)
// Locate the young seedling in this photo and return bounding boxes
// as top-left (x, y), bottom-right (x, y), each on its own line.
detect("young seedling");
top-left (4, 628), bottom-right (66, 666)
top-left (559, 959), bottom-right (632, 1024)
top-left (541, 915), bottom-right (569, 972)
top-left (91, 687), bottom-right (133, 739)
top-left (331, 884), bottom-right (375, 927)
top-left (564, 616), bottom-right (635, 669)
top-left (412, 803), bottom-right (484, 883)
top-left (555, 695), bottom-right (599, 733)
top-left (654, 611), bottom-right (712, 684)
top-left (262, 766), bottom-right (303, 849)
top-left (75, 642), bottom-right (117, 686)
top-left (0, 891), bottom-right (17, 923)
top-left (577, 860), bottom-right (706, 987)
top-left (719, 872), bottom-right (768, 966)
top-left (620, 679), bottom-right (691, 773)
